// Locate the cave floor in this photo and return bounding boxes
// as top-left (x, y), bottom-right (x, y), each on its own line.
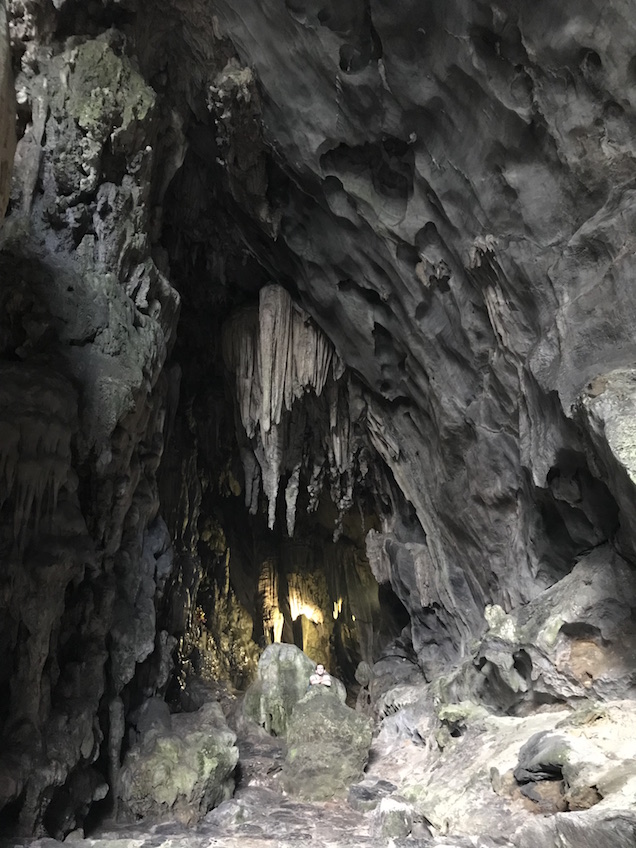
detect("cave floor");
top-left (12, 690), bottom-right (506, 848)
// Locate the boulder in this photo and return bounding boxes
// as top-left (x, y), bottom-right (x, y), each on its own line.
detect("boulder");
top-left (118, 700), bottom-right (238, 825)
top-left (348, 777), bottom-right (397, 812)
top-left (242, 642), bottom-right (345, 736)
top-left (441, 546), bottom-right (636, 714)
top-left (281, 686), bottom-right (373, 801)
top-left (367, 694), bottom-right (636, 840)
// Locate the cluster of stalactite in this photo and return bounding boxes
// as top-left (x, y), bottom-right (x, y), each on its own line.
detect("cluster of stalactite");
top-left (223, 284), bottom-right (363, 538)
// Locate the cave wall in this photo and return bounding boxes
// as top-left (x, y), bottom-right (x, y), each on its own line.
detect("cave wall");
top-left (0, 2), bottom-right (184, 836)
top-left (209, 0), bottom-right (636, 671)
top-left (1, 0), bottom-right (636, 838)
top-left (0, 0), bottom-right (396, 835)
top-left (0, 0), bottom-right (14, 217)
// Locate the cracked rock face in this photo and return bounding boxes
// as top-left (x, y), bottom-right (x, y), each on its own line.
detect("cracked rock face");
top-left (3, 0), bottom-right (636, 843)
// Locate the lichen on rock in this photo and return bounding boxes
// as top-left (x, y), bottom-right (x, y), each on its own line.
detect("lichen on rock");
top-left (242, 642), bottom-right (319, 737)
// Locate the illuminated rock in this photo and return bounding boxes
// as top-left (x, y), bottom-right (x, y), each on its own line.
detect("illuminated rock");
top-left (223, 284), bottom-right (359, 536)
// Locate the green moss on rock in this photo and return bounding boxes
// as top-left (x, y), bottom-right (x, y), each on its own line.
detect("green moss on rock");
top-left (53, 39), bottom-right (155, 150)
top-left (119, 701), bottom-right (238, 825)
top-left (242, 642), bottom-right (317, 736)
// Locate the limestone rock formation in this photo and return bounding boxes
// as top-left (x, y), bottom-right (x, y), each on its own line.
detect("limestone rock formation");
top-left (367, 691), bottom-right (636, 840)
top-left (118, 700), bottom-right (238, 825)
top-left (0, 0), bottom-right (15, 219)
top-left (222, 283), bottom-right (362, 536)
top-left (211, 0), bottom-right (636, 675)
top-left (0, 5), bottom-right (180, 837)
top-left (442, 545), bottom-right (636, 713)
top-left (281, 686), bottom-right (373, 801)
top-left (515, 809), bottom-right (636, 848)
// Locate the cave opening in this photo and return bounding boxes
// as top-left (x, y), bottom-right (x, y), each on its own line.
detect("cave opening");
top-left (143, 104), bottom-right (415, 703)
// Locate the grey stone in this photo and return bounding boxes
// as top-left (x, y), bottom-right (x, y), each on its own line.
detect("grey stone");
top-left (6, 0), bottom-right (636, 841)
top-left (118, 701), bottom-right (238, 825)
top-left (0, 0), bottom-right (15, 221)
top-left (281, 685), bottom-right (373, 800)
top-left (372, 796), bottom-right (415, 839)
top-left (514, 732), bottom-right (568, 784)
top-left (514, 809), bottom-right (636, 848)
top-left (130, 698), bottom-right (172, 747)
top-left (348, 777), bottom-right (397, 812)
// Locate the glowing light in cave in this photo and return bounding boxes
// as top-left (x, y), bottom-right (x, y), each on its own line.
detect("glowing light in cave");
top-left (259, 559), bottom-right (285, 643)
top-left (289, 590), bottom-right (324, 624)
top-left (333, 598), bottom-right (343, 620)
top-left (272, 609), bottom-right (284, 643)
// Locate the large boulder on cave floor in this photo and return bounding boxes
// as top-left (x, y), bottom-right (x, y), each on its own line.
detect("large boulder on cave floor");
top-left (118, 700), bottom-right (238, 825)
top-left (242, 642), bottom-right (346, 736)
top-left (281, 686), bottom-right (373, 801)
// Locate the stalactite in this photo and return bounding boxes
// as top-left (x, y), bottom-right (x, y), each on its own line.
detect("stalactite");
top-left (222, 284), bottom-right (361, 535)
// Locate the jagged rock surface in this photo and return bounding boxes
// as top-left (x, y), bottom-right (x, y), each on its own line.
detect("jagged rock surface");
top-left (441, 545), bottom-right (636, 713)
top-left (0, 0), bottom-right (14, 219)
top-left (211, 0), bottom-right (636, 673)
top-left (0, 3), bottom-right (181, 837)
top-left (223, 283), bottom-right (368, 536)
